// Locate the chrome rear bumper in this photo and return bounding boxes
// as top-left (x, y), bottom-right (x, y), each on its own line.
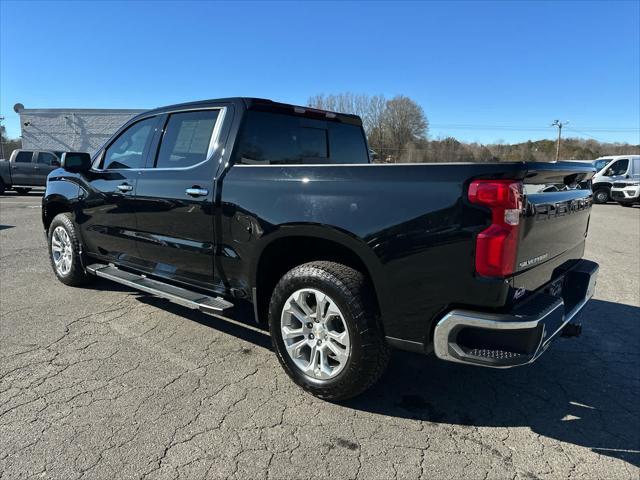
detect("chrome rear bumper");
top-left (433, 259), bottom-right (598, 368)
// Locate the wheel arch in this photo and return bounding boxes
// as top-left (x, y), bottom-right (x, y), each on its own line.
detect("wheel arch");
top-left (251, 226), bottom-right (385, 326)
top-left (42, 195), bottom-right (74, 231)
top-left (42, 176), bottom-right (82, 231)
top-left (592, 182), bottom-right (613, 203)
top-left (593, 182), bottom-right (613, 191)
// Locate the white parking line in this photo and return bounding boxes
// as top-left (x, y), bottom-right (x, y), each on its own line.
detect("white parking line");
top-left (0, 198), bottom-right (42, 202)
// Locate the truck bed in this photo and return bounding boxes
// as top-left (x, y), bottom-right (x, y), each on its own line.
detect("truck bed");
top-left (220, 160), bottom-right (595, 347)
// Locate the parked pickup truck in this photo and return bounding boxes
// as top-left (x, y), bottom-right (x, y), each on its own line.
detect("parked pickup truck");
top-left (0, 149), bottom-right (64, 194)
top-left (42, 98), bottom-right (599, 400)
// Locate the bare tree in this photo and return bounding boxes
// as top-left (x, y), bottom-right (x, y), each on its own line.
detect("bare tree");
top-left (308, 93), bottom-right (429, 161)
top-left (383, 96), bottom-right (428, 153)
top-left (308, 93), bottom-right (386, 134)
top-left (361, 95), bottom-right (387, 151)
top-left (0, 124), bottom-right (21, 159)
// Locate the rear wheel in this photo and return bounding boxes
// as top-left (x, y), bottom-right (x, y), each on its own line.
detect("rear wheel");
top-left (48, 213), bottom-right (92, 286)
top-left (14, 187), bottom-right (31, 195)
top-left (269, 261), bottom-right (390, 401)
top-left (593, 188), bottom-right (609, 204)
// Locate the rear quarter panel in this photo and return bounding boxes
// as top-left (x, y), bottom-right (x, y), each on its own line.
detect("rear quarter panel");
top-left (219, 163), bottom-right (530, 345)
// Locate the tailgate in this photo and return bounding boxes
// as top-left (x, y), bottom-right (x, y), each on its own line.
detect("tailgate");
top-left (515, 163), bottom-right (595, 278)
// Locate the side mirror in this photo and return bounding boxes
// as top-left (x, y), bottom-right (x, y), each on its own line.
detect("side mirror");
top-left (61, 152), bottom-right (91, 173)
top-left (51, 159), bottom-right (61, 167)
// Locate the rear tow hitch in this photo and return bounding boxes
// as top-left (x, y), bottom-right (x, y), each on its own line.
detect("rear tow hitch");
top-left (561, 323), bottom-right (582, 338)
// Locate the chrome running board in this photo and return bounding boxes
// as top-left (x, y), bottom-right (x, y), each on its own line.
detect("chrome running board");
top-left (86, 264), bottom-right (233, 314)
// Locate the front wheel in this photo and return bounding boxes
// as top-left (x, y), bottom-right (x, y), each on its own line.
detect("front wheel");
top-left (14, 187), bottom-right (31, 195)
top-left (48, 213), bottom-right (92, 286)
top-left (593, 188), bottom-right (610, 204)
top-left (268, 261), bottom-right (390, 401)
top-left (619, 202), bottom-right (633, 207)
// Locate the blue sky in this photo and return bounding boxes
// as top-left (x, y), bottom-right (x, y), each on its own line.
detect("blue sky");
top-left (1, 0), bottom-right (639, 144)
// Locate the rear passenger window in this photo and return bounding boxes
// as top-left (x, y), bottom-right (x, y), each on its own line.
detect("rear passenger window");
top-left (155, 110), bottom-right (220, 169)
top-left (234, 111), bottom-right (368, 165)
top-left (15, 152), bottom-right (33, 163)
top-left (37, 152), bottom-right (58, 165)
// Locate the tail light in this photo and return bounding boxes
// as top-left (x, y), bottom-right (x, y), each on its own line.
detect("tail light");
top-left (468, 180), bottom-right (523, 277)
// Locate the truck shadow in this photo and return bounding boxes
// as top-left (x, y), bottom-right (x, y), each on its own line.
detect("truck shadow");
top-left (83, 278), bottom-right (273, 349)
top-left (88, 280), bottom-right (639, 468)
top-left (346, 299), bottom-right (640, 468)
top-left (135, 291), bottom-right (273, 350)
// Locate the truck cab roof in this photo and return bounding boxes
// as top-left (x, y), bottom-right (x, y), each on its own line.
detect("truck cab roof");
top-left (134, 97), bottom-right (363, 126)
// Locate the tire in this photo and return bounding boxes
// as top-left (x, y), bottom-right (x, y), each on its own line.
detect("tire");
top-left (14, 187), bottom-right (31, 195)
top-left (619, 202), bottom-right (633, 207)
top-left (0, 179), bottom-right (5, 195)
top-left (268, 261), bottom-right (390, 401)
top-left (593, 188), bottom-right (610, 204)
top-left (47, 213), bottom-right (92, 286)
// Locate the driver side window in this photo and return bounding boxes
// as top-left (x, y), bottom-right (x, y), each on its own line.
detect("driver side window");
top-left (102, 117), bottom-right (157, 170)
top-left (608, 159), bottom-right (629, 176)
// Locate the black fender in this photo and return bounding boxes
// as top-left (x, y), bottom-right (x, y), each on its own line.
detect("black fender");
top-left (249, 223), bottom-right (390, 322)
top-left (42, 171), bottom-right (82, 229)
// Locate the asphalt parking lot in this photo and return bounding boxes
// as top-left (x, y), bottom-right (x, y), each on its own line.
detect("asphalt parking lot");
top-left (0, 192), bottom-right (638, 480)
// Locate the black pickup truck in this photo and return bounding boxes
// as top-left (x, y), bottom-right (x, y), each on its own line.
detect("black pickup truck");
top-left (0, 149), bottom-right (64, 195)
top-left (42, 98), bottom-right (599, 400)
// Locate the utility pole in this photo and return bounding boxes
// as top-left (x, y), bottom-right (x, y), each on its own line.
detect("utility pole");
top-left (551, 119), bottom-right (568, 161)
top-left (0, 115), bottom-right (5, 160)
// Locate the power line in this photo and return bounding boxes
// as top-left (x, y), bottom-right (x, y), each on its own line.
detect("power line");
top-left (430, 123), bottom-right (639, 132)
top-left (566, 127), bottom-right (640, 143)
top-left (564, 128), bottom-right (608, 143)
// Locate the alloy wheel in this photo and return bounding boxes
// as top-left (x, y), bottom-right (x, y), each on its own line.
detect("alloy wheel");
top-left (51, 226), bottom-right (73, 276)
top-left (280, 288), bottom-right (351, 380)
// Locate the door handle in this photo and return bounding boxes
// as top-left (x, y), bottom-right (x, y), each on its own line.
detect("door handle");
top-left (117, 183), bottom-right (133, 192)
top-left (185, 187), bottom-right (209, 197)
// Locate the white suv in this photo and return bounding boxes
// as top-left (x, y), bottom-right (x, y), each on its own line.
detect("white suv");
top-left (592, 155), bottom-right (640, 204)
